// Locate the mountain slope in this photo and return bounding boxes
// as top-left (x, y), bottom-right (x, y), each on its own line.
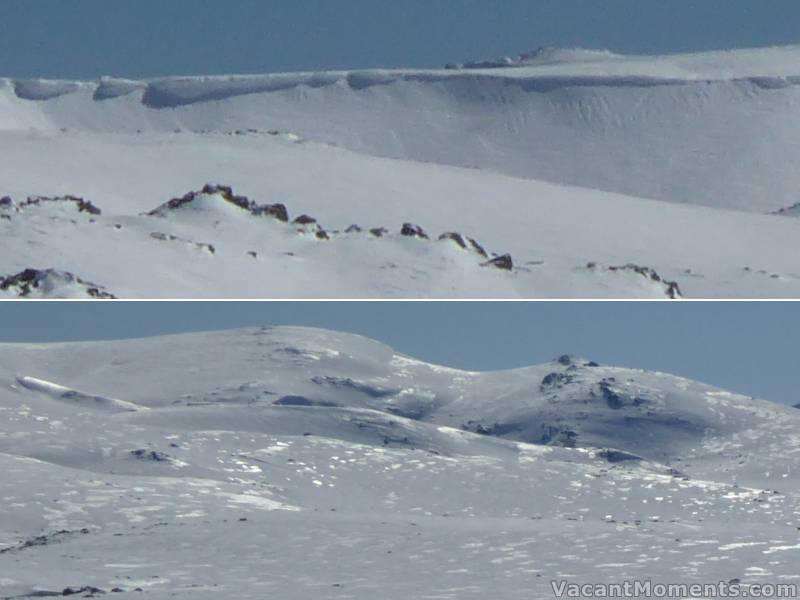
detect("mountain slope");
top-left (1, 328), bottom-right (798, 598)
top-left (4, 45), bottom-right (800, 211)
top-left (4, 46), bottom-right (800, 298)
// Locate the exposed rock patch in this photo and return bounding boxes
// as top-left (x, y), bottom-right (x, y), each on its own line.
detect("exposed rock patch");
top-left (401, 223), bottom-right (429, 239)
top-left (147, 184), bottom-right (288, 222)
top-left (0, 269), bottom-right (116, 299)
top-left (130, 449), bottom-right (170, 462)
top-left (482, 254), bottom-right (513, 271)
top-left (19, 195), bottom-right (101, 216)
top-left (587, 262), bottom-right (682, 299)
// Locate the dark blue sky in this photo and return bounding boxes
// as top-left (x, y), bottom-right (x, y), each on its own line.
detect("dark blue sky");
top-left (0, 1), bottom-right (798, 79)
top-left (0, 302), bottom-right (797, 407)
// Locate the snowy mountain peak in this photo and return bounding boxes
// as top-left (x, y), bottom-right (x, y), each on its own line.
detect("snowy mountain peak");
top-left (2, 326), bottom-right (799, 596)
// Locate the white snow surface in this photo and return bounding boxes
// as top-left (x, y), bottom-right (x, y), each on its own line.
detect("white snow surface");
top-left (1, 327), bottom-right (799, 598)
top-left (3, 45), bottom-right (800, 297)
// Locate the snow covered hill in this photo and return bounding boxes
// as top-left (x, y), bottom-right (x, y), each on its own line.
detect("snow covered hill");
top-left (3, 45), bottom-right (800, 298)
top-left (1, 327), bottom-right (799, 598)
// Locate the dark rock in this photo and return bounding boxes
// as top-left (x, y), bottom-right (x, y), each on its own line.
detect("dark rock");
top-left (251, 202), bottom-right (289, 222)
top-left (130, 449), bottom-right (170, 462)
top-left (0, 269), bottom-right (116, 299)
top-left (21, 195), bottom-right (101, 215)
top-left (148, 184), bottom-right (289, 222)
top-left (0, 196), bottom-right (14, 208)
top-left (61, 587), bottom-right (104, 596)
top-left (369, 227), bottom-right (388, 237)
top-left (595, 263), bottom-right (683, 299)
top-left (345, 224), bottom-right (362, 233)
top-left (438, 232), bottom-right (466, 249)
top-left (482, 254), bottom-right (513, 271)
top-left (293, 214), bottom-right (317, 225)
top-left (467, 238), bottom-right (489, 258)
top-left (540, 371), bottom-right (573, 391)
top-left (401, 223), bottom-right (429, 239)
top-left (556, 355), bottom-right (573, 366)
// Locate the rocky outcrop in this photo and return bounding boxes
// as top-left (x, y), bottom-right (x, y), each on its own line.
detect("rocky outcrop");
top-left (438, 232), bottom-right (489, 258)
top-left (147, 184), bottom-right (288, 222)
top-left (19, 195), bottom-right (101, 215)
top-left (0, 269), bottom-right (116, 299)
top-left (482, 254), bottom-right (513, 271)
top-left (401, 223), bottom-right (429, 239)
top-left (293, 215), bottom-right (330, 239)
top-left (587, 262), bottom-right (682, 299)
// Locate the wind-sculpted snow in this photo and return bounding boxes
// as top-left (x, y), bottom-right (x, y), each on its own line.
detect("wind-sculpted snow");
top-left (0, 52), bottom-right (799, 297)
top-left (1, 327), bottom-right (799, 598)
top-left (6, 45), bottom-right (800, 214)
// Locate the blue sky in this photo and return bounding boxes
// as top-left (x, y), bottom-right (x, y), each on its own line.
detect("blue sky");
top-left (0, 302), bottom-right (797, 407)
top-left (0, 0), bottom-right (798, 78)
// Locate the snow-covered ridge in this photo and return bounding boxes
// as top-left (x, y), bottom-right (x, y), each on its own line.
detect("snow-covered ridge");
top-left (2, 326), bottom-right (799, 596)
top-left (0, 184), bottom-right (686, 299)
top-left (5, 45), bottom-right (800, 213)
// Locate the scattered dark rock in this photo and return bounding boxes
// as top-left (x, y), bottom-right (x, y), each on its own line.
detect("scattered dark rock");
top-left (0, 195), bottom-right (15, 209)
top-left (597, 379), bottom-right (647, 410)
top-left (589, 262), bottom-right (682, 299)
top-left (150, 232), bottom-right (215, 254)
top-left (20, 195), bottom-right (102, 215)
top-left (369, 227), bottom-right (388, 237)
top-left (292, 214), bottom-right (329, 239)
top-left (556, 355), bottom-right (574, 366)
top-left (540, 371), bottom-right (574, 391)
top-left (61, 587), bottom-right (105, 596)
top-left (438, 232), bottom-right (467, 249)
top-left (345, 224), bottom-right (362, 233)
top-left (148, 184), bottom-right (288, 222)
top-left (0, 528), bottom-right (90, 555)
top-left (0, 269), bottom-right (116, 299)
top-left (130, 449), bottom-right (170, 462)
top-left (401, 223), bottom-right (429, 239)
top-left (482, 254), bottom-right (513, 271)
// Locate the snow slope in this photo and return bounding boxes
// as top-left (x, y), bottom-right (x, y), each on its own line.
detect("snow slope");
top-left (3, 45), bottom-right (800, 298)
top-left (1, 327), bottom-right (799, 598)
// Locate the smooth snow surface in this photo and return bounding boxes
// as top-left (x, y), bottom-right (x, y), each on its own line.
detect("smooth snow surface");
top-left (1, 327), bottom-right (799, 598)
top-left (3, 45), bottom-right (800, 297)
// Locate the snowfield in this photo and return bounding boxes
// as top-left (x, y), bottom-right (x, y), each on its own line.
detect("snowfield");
top-left (1, 327), bottom-right (799, 598)
top-left (3, 45), bottom-right (800, 297)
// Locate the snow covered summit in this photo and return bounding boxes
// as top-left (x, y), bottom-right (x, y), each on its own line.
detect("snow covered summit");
top-left (1, 327), bottom-right (798, 597)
